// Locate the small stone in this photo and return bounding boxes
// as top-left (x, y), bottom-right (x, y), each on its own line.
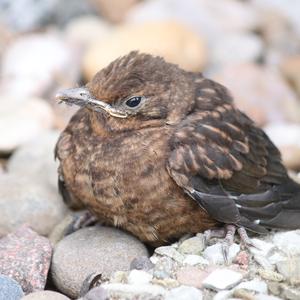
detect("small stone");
top-left (178, 236), bottom-right (205, 255)
top-left (101, 283), bottom-right (166, 298)
top-left (253, 255), bottom-right (275, 271)
top-left (282, 286), bottom-right (300, 300)
top-left (176, 266), bottom-right (211, 288)
top-left (268, 252), bottom-right (287, 265)
top-left (276, 257), bottom-right (300, 282)
top-left (183, 255), bottom-right (209, 266)
top-left (273, 230), bottom-right (300, 255)
top-left (155, 246), bottom-right (185, 263)
top-left (255, 295), bottom-right (283, 300)
top-left (110, 271), bottom-right (127, 284)
top-left (21, 291), bottom-right (70, 300)
top-left (165, 285), bottom-right (203, 300)
top-left (235, 279), bottom-right (268, 294)
top-left (127, 270), bottom-right (152, 285)
top-left (0, 174), bottom-right (67, 236)
top-left (203, 242), bottom-right (240, 264)
top-left (0, 275), bottom-right (24, 300)
top-left (130, 256), bottom-right (154, 271)
top-left (233, 289), bottom-right (255, 300)
top-left (250, 238), bottom-right (276, 257)
top-left (234, 251), bottom-right (249, 269)
top-left (213, 290), bottom-right (233, 300)
top-left (0, 98), bottom-right (54, 153)
top-left (80, 286), bottom-right (109, 300)
top-left (151, 278), bottom-right (179, 289)
top-left (51, 226), bottom-right (148, 298)
top-left (258, 269), bottom-right (285, 282)
top-left (202, 268), bottom-right (243, 291)
top-left (83, 21), bottom-right (207, 80)
top-left (0, 225), bottom-right (52, 294)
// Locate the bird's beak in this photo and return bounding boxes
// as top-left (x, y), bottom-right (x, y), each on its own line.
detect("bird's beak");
top-left (55, 87), bottom-right (128, 118)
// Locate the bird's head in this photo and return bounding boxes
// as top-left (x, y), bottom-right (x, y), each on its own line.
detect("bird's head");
top-left (56, 52), bottom-right (196, 127)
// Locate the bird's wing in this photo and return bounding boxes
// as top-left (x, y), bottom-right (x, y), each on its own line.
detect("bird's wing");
top-left (167, 95), bottom-right (288, 229)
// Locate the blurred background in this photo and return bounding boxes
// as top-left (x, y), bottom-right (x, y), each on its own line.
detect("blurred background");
top-left (1, 0), bottom-right (300, 181)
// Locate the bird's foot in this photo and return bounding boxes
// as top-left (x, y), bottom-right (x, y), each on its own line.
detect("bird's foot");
top-left (204, 224), bottom-right (254, 264)
top-left (65, 210), bottom-right (98, 236)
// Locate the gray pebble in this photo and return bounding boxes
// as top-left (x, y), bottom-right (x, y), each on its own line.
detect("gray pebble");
top-left (0, 275), bottom-right (24, 300)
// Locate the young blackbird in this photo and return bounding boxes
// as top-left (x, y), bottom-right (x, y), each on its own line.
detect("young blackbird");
top-left (55, 52), bottom-right (300, 255)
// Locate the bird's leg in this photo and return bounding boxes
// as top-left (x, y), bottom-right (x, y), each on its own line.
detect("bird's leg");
top-left (203, 227), bottom-right (226, 245)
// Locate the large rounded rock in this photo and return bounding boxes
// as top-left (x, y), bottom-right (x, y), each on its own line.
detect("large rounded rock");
top-left (0, 174), bottom-right (67, 236)
top-left (21, 291), bottom-right (70, 300)
top-left (83, 21), bottom-right (207, 80)
top-left (51, 226), bottom-right (149, 298)
top-left (0, 98), bottom-right (54, 153)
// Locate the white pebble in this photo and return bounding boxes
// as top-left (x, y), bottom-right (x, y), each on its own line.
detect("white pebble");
top-left (183, 255), bottom-right (209, 266)
top-left (165, 285), bottom-right (203, 300)
top-left (127, 270), bottom-right (152, 285)
top-left (234, 279), bottom-right (268, 294)
top-left (203, 243), bottom-right (240, 264)
top-left (273, 230), bottom-right (300, 256)
top-left (250, 238), bottom-right (275, 257)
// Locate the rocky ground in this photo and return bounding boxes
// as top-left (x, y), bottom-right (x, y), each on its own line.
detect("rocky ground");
top-left (0, 0), bottom-right (300, 299)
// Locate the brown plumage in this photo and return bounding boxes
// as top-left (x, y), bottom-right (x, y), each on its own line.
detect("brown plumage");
top-left (55, 52), bottom-right (300, 246)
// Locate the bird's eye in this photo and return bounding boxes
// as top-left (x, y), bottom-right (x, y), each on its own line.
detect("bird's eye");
top-left (125, 96), bottom-right (142, 108)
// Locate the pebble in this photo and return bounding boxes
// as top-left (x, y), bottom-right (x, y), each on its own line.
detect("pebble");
top-left (127, 270), bottom-right (153, 285)
top-left (21, 291), bottom-right (70, 300)
top-left (213, 64), bottom-right (300, 126)
top-left (83, 21), bottom-right (207, 80)
top-left (101, 283), bottom-right (166, 298)
top-left (0, 225), bottom-right (52, 294)
top-left (0, 174), bottom-right (67, 236)
top-left (183, 255), bottom-right (209, 266)
top-left (272, 230), bottom-right (300, 255)
top-left (276, 258), bottom-right (300, 282)
top-left (203, 242), bottom-right (240, 264)
top-left (79, 286), bottom-right (109, 300)
top-left (282, 286), bottom-right (300, 300)
top-left (51, 226), bottom-right (148, 298)
top-left (234, 279), bottom-right (268, 294)
top-left (7, 130), bottom-right (60, 190)
top-left (176, 266), bottom-right (211, 288)
top-left (202, 268), bottom-right (243, 291)
top-left (253, 255), bottom-right (275, 271)
top-left (250, 237), bottom-right (278, 257)
top-left (155, 245), bottom-right (185, 263)
top-left (0, 33), bottom-right (79, 99)
top-left (258, 269), bottom-right (285, 282)
top-left (0, 275), bottom-right (24, 300)
top-left (213, 290), bottom-right (233, 300)
top-left (153, 256), bottom-right (175, 279)
top-left (255, 295), bottom-right (283, 300)
top-left (178, 236), bottom-right (205, 255)
top-left (0, 98), bottom-right (54, 153)
top-left (130, 256), bottom-right (154, 271)
top-left (165, 285), bottom-right (203, 300)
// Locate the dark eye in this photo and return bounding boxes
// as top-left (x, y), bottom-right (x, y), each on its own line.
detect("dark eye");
top-left (125, 96), bottom-right (142, 108)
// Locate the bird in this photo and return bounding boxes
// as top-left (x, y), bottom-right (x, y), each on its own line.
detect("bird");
top-left (55, 51), bottom-right (300, 258)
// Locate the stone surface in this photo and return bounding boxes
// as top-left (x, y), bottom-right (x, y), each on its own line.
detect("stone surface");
top-left (0, 98), bottom-right (54, 153)
top-left (165, 285), bottom-right (203, 300)
top-left (83, 21), bottom-right (207, 80)
top-left (281, 55), bottom-right (300, 97)
top-left (178, 236), bottom-right (205, 255)
top-left (0, 275), bottom-right (24, 300)
top-left (203, 243), bottom-right (240, 264)
top-left (0, 33), bottom-right (79, 99)
top-left (213, 64), bottom-right (300, 126)
top-left (130, 256), bottom-right (154, 271)
top-left (153, 256), bottom-right (175, 279)
top-left (183, 255), bottom-right (209, 266)
top-left (155, 246), bottom-right (185, 263)
top-left (202, 268), bottom-right (243, 291)
top-left (80, 286), bottom-right (109, 300)
top-left (7, 130), bottom-right (60, 190)
top-left (234, 279), bottom-right (268, 294)
top-left (0, 225), bottom-right (52, 294)
top-left (272, 230), bottom-right (300, 255)
top-left (21, 291), bottom-right (70, 300)
top-left (127, 270), bottom-right (153, 285)
top-left (0, 174), bottom-right (67, 236)
top-left (176, 266), bottom-right (211, 288)
top-left (265, 123), bottom-right (300, 170)
top-left (51, 226), bottom-right (148, 298)
top-left (276, 258), bottom-right (300, 283)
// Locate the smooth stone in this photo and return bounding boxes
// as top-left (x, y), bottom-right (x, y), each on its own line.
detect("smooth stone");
top-left (202, 269), bottom-right (243, 291)
top-left (203, 243), bottom-right (240, 264)
top-left (213, 290), bottom-right (233, 300)
top-left (0, 225), bottom-right (52, 294)
top-left (183, 255), bottom-right (209, 266)
top-left (7, 130), bottom-right (60, 190)
top-left (101, 283), bottom-right (166, 298)
top-left (178, 236), bottom-right (205, 255)
top-left (272, 230), bottom-right (300, 255)
top-left (79, 286), bottom-right (109, 300)
top-left (64, 15), bottom-right (112, 48)
top-left (0, 174), bottom-right (67, 236)
top-left (176, 266), bottom-right (212, 288)
top-left (155, 245), bottom-right (185, 263)
top-left (153, 256), bottom-right (175, 279)
top-left (0, 33), bottom-right (79, 99)
top-left (282, 286), bottom-right (300, 300)
top-left (165, 285), bottom-right (203, 300)
top-left (255, 295), bottom-right (283, 300)
top-left (265, 123), bottom-right (300, 170)
top-left (127, 270), bottom-right (153, 285)
top-left (130, 256), bottom-right (154, 271)
top-left (234, 279), bottom-right (268, 294)
top-left (249, 238), bottom-right (276, 257)
top-left (0, 275), bottom-right (24, 300)
top-left (281, 55), bottom-right (300, 97)
top-left (89, 0), bottom-right (139, 23)
top-left (276, 257), bottom-right (300, 282)
top-left (213, 64), bottom-right (300, 126)
top-left (0, 98), bottom-right (54, 153)
top-left (51, 226), bottom-right (148, 298)
top-left (258, 269), bottom-right (285, 282)
top-left (21, 291), bottom-right (70, 300)
top-left (253, 255), bottom-right (275, 271)
top-left (83, 21), bottom-right (207, 80)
